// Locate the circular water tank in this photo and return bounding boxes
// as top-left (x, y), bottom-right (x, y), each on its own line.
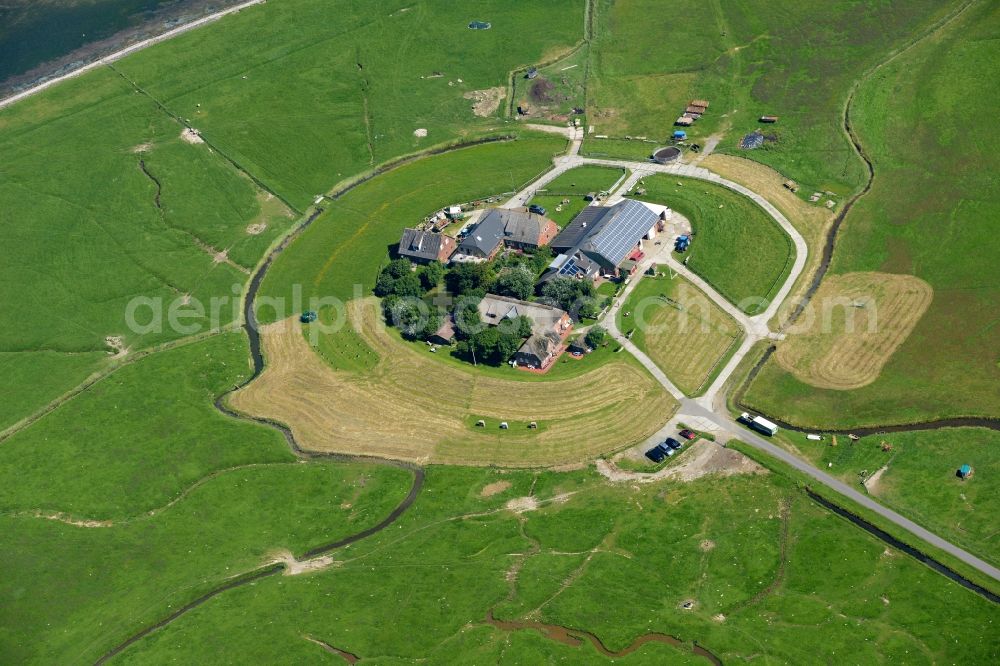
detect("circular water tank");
top-left (653, 146), bottom-right (681, 164)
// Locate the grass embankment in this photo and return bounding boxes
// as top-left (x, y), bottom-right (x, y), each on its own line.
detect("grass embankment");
top-left (617, 270), bottom-right (743, 395)
top-left (587, 0), bottom-right (956, 194)
top-left (776, 427), bottom-right (1000, 568)
top-left (638, 174), bottom-right (793, 313)
top-left (258, 135), bottom-right (565, 315)
top-left (744, 1), bottom-right (1000, 425)
top-left (104, 465), bottom-right (998, 664)
top-left (234, 300), bottom-right (674, 466)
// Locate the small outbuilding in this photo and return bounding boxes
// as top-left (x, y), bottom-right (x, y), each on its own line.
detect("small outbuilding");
top-left (958, 464), bottom-right (974, 479)
top-left (674, 116), bottom-right (693, 127)
top-left (759, 115), bottom-right (779, 123)
top-left (672, 130), bottom-right (687, 140)
top-left (526, 67), bottom-right (538, 79)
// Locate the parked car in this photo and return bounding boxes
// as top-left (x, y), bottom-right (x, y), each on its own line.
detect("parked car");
top-left (679, 429), bottom-right (697, 440)
top-left (665, 437), bottom-right (682, 450)
top-left (528, 204), bottom-right (547, 215)
top-left (645, 446), bottom-right (667, 463)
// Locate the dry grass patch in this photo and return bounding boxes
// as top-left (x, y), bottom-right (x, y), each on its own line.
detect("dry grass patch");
top-left (626, 275), bottom-right (743, 395)
top-left (775, 272), bottom-right (933, 390)
top-left (464, 87), bottom-right (506, 117)
top-left (231, 299), bottom-right (674, 466)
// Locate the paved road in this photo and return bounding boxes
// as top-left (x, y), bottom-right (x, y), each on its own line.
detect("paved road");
top-left (504, 132), bottom-right (1000, 584)
top-left (679, 399), bottom-right (1000, 582)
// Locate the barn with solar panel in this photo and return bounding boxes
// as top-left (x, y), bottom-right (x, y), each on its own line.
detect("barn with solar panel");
top-left (540, 199), bottom-right (670, 285)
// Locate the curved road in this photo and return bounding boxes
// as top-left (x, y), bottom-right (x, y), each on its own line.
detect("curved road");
top-left (508, 128), bottom-right (1000, 584)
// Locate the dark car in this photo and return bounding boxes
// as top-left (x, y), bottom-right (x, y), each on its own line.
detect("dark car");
top-left (528, 204), bottom-right (547, 215)
top-left (645, 446), bottom-right (667, 463)
top-left (679, 429), bottom-right (697, 441)
top-left (665, 437), bottom-right (683, 450)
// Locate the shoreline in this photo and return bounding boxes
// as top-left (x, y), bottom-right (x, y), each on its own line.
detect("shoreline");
top-left (0, 0), bottom-right (265, 112)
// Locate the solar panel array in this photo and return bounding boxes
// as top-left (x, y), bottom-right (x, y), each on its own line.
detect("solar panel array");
top-left (583, 200), bottom-right (657, 267)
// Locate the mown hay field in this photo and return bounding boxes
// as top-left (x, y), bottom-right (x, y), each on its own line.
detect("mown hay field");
top-left (775, 272), bottom-right (933, 390)
top-left (638, 174), bottom-right (793, 313)
top-left (618, 271), bottom-right (743, 395)
top-left (232, 299), bottom-right (675, 466)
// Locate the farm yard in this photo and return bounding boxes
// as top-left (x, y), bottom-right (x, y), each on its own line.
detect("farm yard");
top-left (1, 0), bottom-right (999, 662)
top-left (617, 270), bottom-right (743, 396)
top-left (231, 300), bottom-right (674, 466)
top-left (257, 135), bottom-right (565, 315)
top-left (636, 175), bottom-right (793, 313)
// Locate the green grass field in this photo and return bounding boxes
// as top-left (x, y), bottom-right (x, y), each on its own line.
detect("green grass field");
top-left (543, 165), bottom-right (626, 194)
top-left (638, 175), bottom-right (793, 313)
top-left (581, 136), bottom-right (659, 161)
top-left (0, 333), bottom-right (294, 519)
top-left (525, 194), bottom-right (589, 228)
top-left (115, 0), bottom-right (585, 209)
top-left (0, 351), bottom-right (107, 432)
top-left (84, 465), bottom-right (998, 664)
top-left (258, 135), bottom-right (564, 319)
top-left (0, 460), bottom-right (413, 664)
top-left (743, 1), bottom-right (1000, 425)
top-left (587, 0), bottom-right (957, 194)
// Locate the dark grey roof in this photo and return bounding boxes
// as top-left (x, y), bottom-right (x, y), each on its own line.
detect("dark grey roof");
top-left (550, 205), bottom-right (612, 252)
top-left (457, 209), bottom-right (505, 256)
top-left (539, 250), bottom-right (600, 285)
top-left (399, 228), bottom-right (446, 261)
top-left (579, 199), bottom-right (659, 267)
